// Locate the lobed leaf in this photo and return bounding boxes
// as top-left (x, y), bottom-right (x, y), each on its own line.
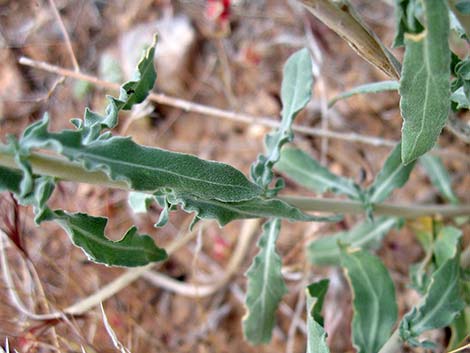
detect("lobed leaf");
top-left (251, 48), bottom-right (313, 190)
top-left (165, 192), bottom-right (339, 228)
top-left (328, 81), bottom-right (399, 108)
top-left (420, 154), bottom-right (459, 204)
top-left (308, 217), bottom-right (402, 266)
top-left (243, 219), bottom-right (288, 344)
top-left (400, 229), bottom-right (464, 346)
top-left (276, 147), bottom-right (361, 200)
top-left (20, 115), bottom-right (262, 203)
top-left (367, 143), bottom-right (416, 204)
top-left (49, 211), bottom-right (167, 267)
top-left (306, 279), bottom-right (331, 353)
top-left (300, 0), bottom-right (401, 79)
top-left (340, 247), bottom-right (398, 353)
top-left (399, 0), bottom-right (451, 164)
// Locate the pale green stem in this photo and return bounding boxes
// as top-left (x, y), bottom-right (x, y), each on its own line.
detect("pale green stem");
top-left (1, 146), bottom-right (470, 219)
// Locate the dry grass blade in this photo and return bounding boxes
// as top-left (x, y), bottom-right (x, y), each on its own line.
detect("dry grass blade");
top-left (299, 0), bottom-right (401, 79)
top-left (100, 304), bottom-right (131, 353)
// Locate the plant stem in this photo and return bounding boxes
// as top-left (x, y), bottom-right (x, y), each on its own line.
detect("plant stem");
top-left (1, 146), bottom-right (469, 219)
top-left (378, 329), bottom-right (402, 353)
top-left (18, 56), bottom-right (397, 147)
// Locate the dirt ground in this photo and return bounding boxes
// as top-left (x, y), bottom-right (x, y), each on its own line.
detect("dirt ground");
top-left (0, 0), bottom-right (469, 352)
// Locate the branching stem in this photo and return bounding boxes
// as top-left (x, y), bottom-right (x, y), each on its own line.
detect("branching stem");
top-left (1, 146), bottom-right (469, 219)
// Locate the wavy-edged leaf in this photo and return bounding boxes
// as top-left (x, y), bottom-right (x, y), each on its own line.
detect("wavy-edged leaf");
top-left (340, 247), bottom-right (398, 353)
top-left (400, 231), bottom-right (464, 346)
top-left (367, 143), bottom-right (416, 203)
top-left (79, 36), bottom-right (157, 143)
top-left (309, 217), bottom-right (402, 266)
top-left (48, 211), bottom-right (167, 267)
top-left (166, 192), bottom-right (339, 228)
top-left (300, 0), bottom-right (400, 79)
top-left (276, 147), bottom-right (361, 200)
top-left (399, 0), bottom-right (451, 164)
top-left (328, 81), bottom-right (399, 107)
top-left (243, 219), bottom-right (288, 344)
top-left (420, 154), bottom-right (459, 204)
top-left (306, 279), bottom-right (331, 353)
top-left (251, 48), bottom-right (313, 190)
top-left (20, 116), bottom-right (261, 203)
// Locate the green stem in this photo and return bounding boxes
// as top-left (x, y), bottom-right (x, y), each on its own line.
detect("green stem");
top-left (1, 147), bottom-right (469, 219)
top-left (378, 329), bottom-right (402, 353)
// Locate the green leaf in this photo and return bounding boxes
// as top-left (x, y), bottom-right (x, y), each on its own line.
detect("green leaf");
top-left (165, 192), bottom-right (339, 228)
top-left (400, 231), bottom-right (464, 346)
top-left (300, 0), bottom-right (401, 79)
top-left (306, 280), bottom-right (331, 353)
top-left (128, 191), bottom-right (155, 214)
top-left (0, 166), bottom-right (22, 194)
top-left (20, 115), bottom-right (262, 203)
top-left (393, 0), bottom-right (424, 47)
top-left (420, 154), bottom-right (459, 204)
top-left (276, 147), bottom-right (362, 200)
top-left (80, 36), bottom-right (157, 143)
top-left (49, 211), bottom-right (167, 267)
top-left (399, 0), bottom-right (451, 164)
top-left (449, 307), bottom-right (470, 350)
top-left (251, 48), bottom-right (313, 190)
top-left (328, 81), bottom-right (399, 107)
top-left (243, 219), bottom-right (288, 344)
top-left (451, 86), bottom-right (470, 109)
top-left (340, 247), bottom-right (398, 353)
top-left (367, 143), bottom-right (416, 203)
top-left (456, 0), bottom-right (470, 14)
top-left (434, 226), bottom-right (462, 267)
top-left (308, 217), bottom-right (402, 266)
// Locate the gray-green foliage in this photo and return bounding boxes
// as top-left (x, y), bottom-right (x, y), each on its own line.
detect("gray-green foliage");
top-left (276, 147), bottom-right (361, 199)
top-left (341, 247), bottom-right (398, 353)
top-left (243, 219), bottom-right (288, 344)
top-left (420, 154), bottom-right (459, 204)
top-left (308, 217), bottom-right (402, 266)
top-left (366, 143), bottom-right (416, 203)
top-left (306, 280), bottom-right (331, 353)
top-left (251, 48), bottom-right (313, 192)
top-left (400, 226), bottom-right (464, 347)
top-left (399, 0), bottom-right (451, 164)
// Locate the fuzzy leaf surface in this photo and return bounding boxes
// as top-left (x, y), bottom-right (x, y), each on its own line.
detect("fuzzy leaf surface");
top-left (306, 279), bottom-right (331, 353)
top-left (367, 143), bottom-right (416, 203)
top-left (340, 247), bottom-right (397, 353)
top-left (243, 219), bottom-right (288, 344)
top-left (276, 147), bottom-right (361, 199)
top-left (420, 154), bottom-right (459, 204)
top-left (20, 116), bottom-right (261, 203)
top-left (166, 192), bottom-right (339, 227)
top-left (400, 229), bottom-right (464, 346)
top-left (251, 48), bottom-right (313, 189)
top-left (308, 217), bottom-right (401, 266)
top-left (399, 0), bottom-right (450, 164)
top-left (49, 211), bottom-right (167, 267)
top-left (328, 81), bottom-right (399, 107)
